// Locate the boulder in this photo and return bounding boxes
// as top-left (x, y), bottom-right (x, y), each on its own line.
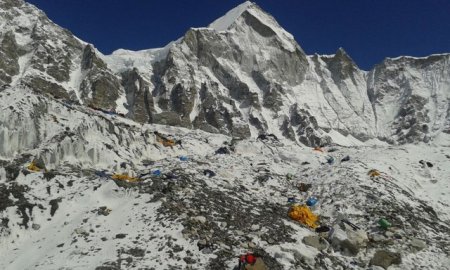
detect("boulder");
top-left (302, 235), bottom-right (329, 251)
top-left (97, 206), bottom-right (111, 216)
top-left (330, 226), bottom-right (361, 256)
top-left (336, 239), bottom-right (359, 256)
top-left (115, 233), bottom-right (127, 239)
top-left (191, 216), bottom-right (207, 224)
top-left (347, 229), bottom-right (369, 248)
top-left (245, 257), bottom-right (267, 270)
top-left (33, 157), bottom-right (47, 171)
top-left (410, 238), bottom-right (427, 251)
top-left (371, 250), bottom-right (402, 269)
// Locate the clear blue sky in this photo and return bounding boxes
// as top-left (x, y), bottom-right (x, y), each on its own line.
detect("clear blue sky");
top-left (27, 0), bottom-right (450, 70)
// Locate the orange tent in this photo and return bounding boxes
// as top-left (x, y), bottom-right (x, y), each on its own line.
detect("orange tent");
top-left (313, 147), bottom-right (324, 153)
top-left (154, 132), bottom-right (177, 147)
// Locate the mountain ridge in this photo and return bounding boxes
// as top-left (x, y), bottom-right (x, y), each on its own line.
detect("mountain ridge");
top-left (1, 0), bottom-right (449, 146)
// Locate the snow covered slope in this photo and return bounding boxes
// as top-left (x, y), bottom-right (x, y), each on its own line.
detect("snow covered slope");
top-left (1, 1), bottom-right (450, 269)
top-left (1, 83), bottom-right (449, 269)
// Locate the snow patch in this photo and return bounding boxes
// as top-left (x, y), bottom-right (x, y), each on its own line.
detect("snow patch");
top-left (115, 92), bottom-right (128, 115)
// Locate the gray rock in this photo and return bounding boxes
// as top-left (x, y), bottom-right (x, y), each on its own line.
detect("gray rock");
top-left (201, 247), bottom-right (213, 254)
top-left (0, 31), bottom-right (19, 85)
top-left (372, 234), bottom-right (386, 242)
top-left (302, 235), bottom-right (329, 251)
top-left (126, 247), bottom-right (146, 257)
top-left (183, 256), bottom-right (196, 264)
top-left (25, 77), bottom-right (71, 99)
top-left (152, 111), bottom-right (187, 127)
top-left (340, 239), bottom-right (360, 256)
top-left (330, 227), bottom-right (360, 256)
top-left (251, 224), bottom-right (260, 231)
top-left (120, 68), bottom-right (151, 123)
top-left (74, 228), bottom-right (88, 236)
top-left (4, 164), bottom-right (20, 181)
top-left (115, 233), bottom-right (127, 239)
top-left (410, 238), bottom-right (427, 251)
top-left (97, 206), bottom-right (111, 216)
top-left (191, 216), bottom-right (207, 224)
top-left (79, 44), bottom-right (122, 109)
top-left (371, 250), bottom-right (402, 269)
top-left (240, 242), bottom-right (249, 249)
top-left (347, 229), bottom-right (369, 248)
top-left (81, 44), bottom-right (106, 70)
top-left (197, 239), bottom-right (207, 250)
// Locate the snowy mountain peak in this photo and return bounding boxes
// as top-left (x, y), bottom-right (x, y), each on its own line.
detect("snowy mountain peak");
top-left (206, 1), bottom-right (298, 56)
top-left (333, 47), bottom-right (360, 68)
top-left (208, 1), bottom-right (255, 31)
top-left (335, 47), bottom-right (350, 58)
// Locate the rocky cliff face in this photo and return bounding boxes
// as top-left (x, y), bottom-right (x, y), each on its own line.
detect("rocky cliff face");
top-left (0, 0), bottom-right (125, 109)
top-left (368, 55), bottom-right (450, 143)
top-left (1, 0), bottom-right (81, 98)
top-left (1, 0), bottom-right (449, 146)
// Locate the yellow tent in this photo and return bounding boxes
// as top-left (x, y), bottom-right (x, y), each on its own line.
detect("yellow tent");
top-left (288, 204), bottom-right (319, 228)
top-left (368, 169), bottom-right (381, 177)
top-left (111, 174), bottom-right (140, 183)
top-left (27, 161), bottom-right (43, 172)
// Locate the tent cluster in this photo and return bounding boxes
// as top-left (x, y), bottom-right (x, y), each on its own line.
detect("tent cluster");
top-left (92, 131), bottom-right (187, 184)
top-left (283, 150), bottom-right (400, 265)
top-left (312, 146), bottom-right (353, 166)
top-left (286, 174), bottom-right (321, 229)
